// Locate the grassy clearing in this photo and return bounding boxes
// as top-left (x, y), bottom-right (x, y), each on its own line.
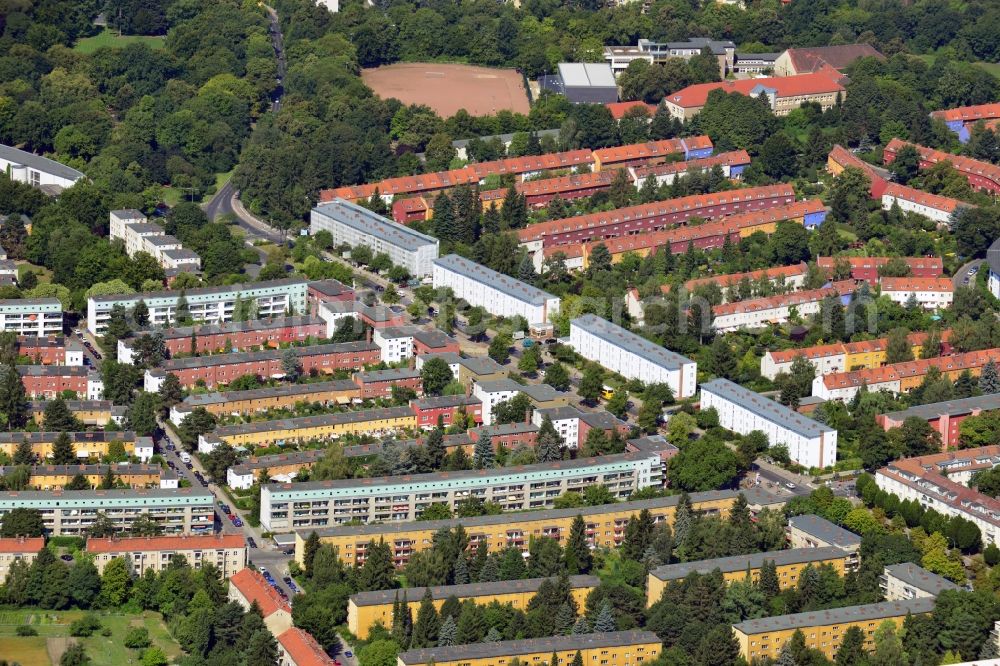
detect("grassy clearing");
top-left (2, 636), bottom-right (50, 665)
top-left (73, 29), bottom-right (165, 54)
top-left (976, 61), bottom-right (1000, 79)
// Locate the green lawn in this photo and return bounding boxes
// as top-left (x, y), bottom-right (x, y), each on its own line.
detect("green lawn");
top-left (0, 610), bottom-right (182, 666)
top-left (976, 61), bottom-right (1000, 79)
top-left (73, 29), bottom-right (165, 54)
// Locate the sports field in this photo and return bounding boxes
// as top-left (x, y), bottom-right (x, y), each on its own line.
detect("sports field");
top-left (361, 63), bottom-right (531, 117)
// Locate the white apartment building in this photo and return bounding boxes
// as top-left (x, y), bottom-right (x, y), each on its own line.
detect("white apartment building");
top-left (0, 298), bottom-right (63, 336)
top-left (700, 378), bottom-right (837, 469)
top-left (87, 278), bottom-right (308, 335)
top-left (86, 534), bottom-right (247, 577)
top-left (0, 537), bottom-right (44, 580)
top-left (310, 199), bottom-right (439, 277)
top-left (879, 278), bottom-right (954, 310)
top-left (109, 210), bottom-right (201, 272)
top-left (473, 379), bottom-right (524, 426)
top-left (569, 314), bottom-right (696, 399)
top-left (880, 184), bottom-right (963, 226)
top-left (372, 326), bottom-right (416, 363)
top-left (432, 254), bottom-right (560, 328)
top-left (711, 282), bottom-right (856, 333)
top-left (532, 406), bottom-right (581, 449)
top-left (0, 143), bottom-right (84, 191)
top-left (761, 344), bottom-right (848, 381)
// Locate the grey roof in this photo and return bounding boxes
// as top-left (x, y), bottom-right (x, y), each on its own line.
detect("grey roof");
top-left (988, 237), bottom-right (1000, 276)
top-left (162, 248), bottom-right (201, 261)
top-left (314, 199), bottom-right (439, 252)
top-left (659, 37), bottom-right (736, 54)
top-left (788, 514), bottom-right (862, 549)
top-left (309, 279), bottom-right (351, 296)
top-left (18, 365), bottom-right (87, 377)
top-left (0, 486), bottom-right (213, 501)
top-left (376, 325), bottom-right (423, 339)
top-left (452, 129), bottom-right (561, 150)
top-left (0, 144), bottom-right (85, 182)
top-left (0, 463), bottom-right (162, 477)
top-left (535, 405), bottom-right (584, 420)
top-left (421, 352), bottom-right (506, 376)
top-left (884, 562), bottom-right (959, 596)
top-left (130, 316), bottom-right (325, 342)
top-left (126, 223), bottom-right (165, 235)
top-left (355, 367), bottom-right (421, 383)
top-left (572, 314), bottom-right (695, 372)
top-left (470, 422), bottom-right (539, 438)
top-left (411, 328), bottom-right (456, 349)
top-left (411, 394), bottom-right (481, 409)
top-left (178, 380), bottom-right (360, 409)
top-left (400, 631), bottom-right (659, 665)
top-left (90, 277), bottom-right (306, 304)
top-left (557, 63), bottom-right (617, 89)
top-left (145, 234), bottom-right (181, 247)
top-left (627, 435), bottom-right (677, 454)
top-left (0, 298), bottom-right (62, 309)
top-left (268, 443), bottom-right (672, 494)
top-left (434, 254), bottom-right (559, 307)
top-left (0, 431), bottom-right (139, 444)
top-left (580, 410), bottom-right (628, 430)
top-left (160, 342), bottom-right (377, 371)
top-left (734, 598), bottom-right (935, 635)
top-left (18, 336), bottom-right (68, 348)
top-left (650, 546), bottom-right (848, 582)
top-left (881, 393), bottom-right (1000, 423)
top-left (700, 378), bottom-right (836, 439)
top-left (215, 406), bottom-right (413, 437)
top-left (351, 575), bottom-right (600, 607)
top-left (736, 52), bottom-right (781, 62)
top-left (29, 399), bottom-right (115, 411)
top-left (231, 449), bottom-right (325, 476)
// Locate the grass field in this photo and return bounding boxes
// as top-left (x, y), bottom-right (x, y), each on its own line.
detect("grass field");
top-left (0, 610), bottom-right (182, 666)
top-left (73, 29), bottom-right (165, 54)
top-left (976, 61), bottom-right (1000, 79)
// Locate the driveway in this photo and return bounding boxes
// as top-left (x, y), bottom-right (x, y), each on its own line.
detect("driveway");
top-left (954, 258), bottom-right (984, 288)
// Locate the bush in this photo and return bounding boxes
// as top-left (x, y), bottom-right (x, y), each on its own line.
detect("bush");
top-left (69, 614), bottom-right (102, 637)
top-left (16, 625), bottom-right (38, 636)
top-left (985, 543), bottom-right (1000, 567)
top-left (124, 627), bottom-right (151, 649)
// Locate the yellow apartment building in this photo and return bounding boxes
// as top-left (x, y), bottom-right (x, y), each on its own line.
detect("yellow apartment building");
top-left (0, 432), bottom-right (141, 460)
top-left (212, 407), bottom-right (416, 447)
top-left (29, 400), bottom-right (125, 426)
top-left (0, 463), bottom-right (168, 490)
top-left (397, 630), bottom-right (662, 666)
top-left (647, 546), bottom-right (851, 607)
top-left (734, 598), bottom-right (935, 661)
top-left (295, 489), bottom-right (784, 568)
top-left (348, 575), bottom-right (600, 638)
top-left (171, 380), bottom-right (362, 423)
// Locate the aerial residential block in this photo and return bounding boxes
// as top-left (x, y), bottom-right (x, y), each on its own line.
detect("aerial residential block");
top-left (532, 405), bottom-right (630, 449)
top-left (87, 278), bottom-right (309, 335)
top-left (662, 72), bottom-right (846, 120)
top-left (931, 102), bottom-right (1000, 143)
top-left (472, 379), bottom-right (568, 426)
top-left (885, 139), bottom-right (1000, 195)
top-left (0, 537), bottom-right (44, 579)
top-left (353, 367), bottom-right (423, 399)
top-left (432, 254), bottom-right (560, 328)
top-left (415, 352), bottom-right (508, 388)
top-left (18, 365), bottom-right (103, 400)
top-left (881, 183), bottom-right (966, 226)
top-left (569, 314), bottom-right (697, 399)
top-left (710, 281), bottom-right (856, 333)
top-left (0, 431), bottom-right (148, 462)
top-left (827, 144), bottom-right (888, 197)
top-left (629, 150), bottom-right (751, 188)
top-left (603, 38), bottom-right (736, 77)
top-left (700, 379), bottom-right (837, 469)
top-left (0, 487), bottom-right (214, 536)
top-left (310, 199), bottom-right (439, 277)
top-left (786, 514), bottom-right (862, 554)
top-left (0, 143), bottom-right (84, 192)
top-left (0, 463), bottom-right (172, 490)
top-left (815, 256), bottom-right (944, 284)
top-left (228, 568), bottom-right (293, 636)
top-left (169, 379), bottom-right (361, 424)
top-left (880, 562), bottom-right (958, 601)
top-left (0, 299), bottom-right (63, 336)
top-left (875, 393), bottom-right (1000, 450)
top-left (206, 406), bottom-right (416, 449)
top-left (16, 336), bottom-right (84, 366)
top-left (879, 277), bottom-right (954, 310)
top-left (86, 534), bottom-right (247, 577)
top-left (277, 628), bottom-right (336, 666)
top-left (109, 210), bottom-right (201, 273)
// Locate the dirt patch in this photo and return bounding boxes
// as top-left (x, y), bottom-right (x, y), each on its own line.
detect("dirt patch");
top-left (46, 636), bottom-right (72, 665)
top-left (361, 63), bottom-right (531, 117)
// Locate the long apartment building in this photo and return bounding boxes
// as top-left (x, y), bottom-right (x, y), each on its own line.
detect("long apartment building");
top-left (880, 562), bottom-right (958, 601)
top-left (261, 446), bottom-right (668, 531)
top-left (169, 379), bottom-right (362, 424)
top-left (0, 464), bottom-right (174, 490)
top-left (647, 546), bottom-right (851, 607)
top-left (663, 71), bottom-right (846, 120)
top-left (931, 102), bottom-right (1000, 143)
top-left (119, 316), bottom-right (329, 363)
top-left (827, 145), bottom-right (889, 198)
top-left (711, 281), bottom-right (856, 333)
top-left (879, 277), bottom-right (954, 310)
top-left (432, 254), bottom-right (560, 328)
top-left (398, 631), bottom-right (662, 666)
top-left (16, 335), bottom-right (83, 366)
top-left (540, 198), bottom-right (822, 273)
top-left (0, 537), bottom-right (44, 579)
top-left (0, 431), bottom-right (149, 462)
top-left (760, 329), bottom-right (948, 380)
top-left (86, 534), bottom-right (247, 576)
top-left (0, 487), bottom-right (215, 536)
top-left (816, 255), bottom-right (944, 284)
top-left (143, 341), bottom-right (380, 391)
top-left (518, 183), bottom-right (796, 256)
top-left (884, 138), bottom-right (1000, 195)
top-left (348, 575), bottom-right (600, 639)
top-left (109, 210), bottom-right (201, 274)
top-left (876, 445), bottom-right (1000, 546)
top-left (786, 514), bottom-right (862, 562)
top-left (310, 199), bottom-right (439, 277)
top-left (629, 150), bottom-right (751, 188)
top-left (292, 489), bottom-right (783, 568)
top-left (700, 378), bottom-right (837, 469)
top-left (0, 298), bottom-right (63, 336)
top-left (18, 365), bottom-right (103, 400)
top-left (813, 347), bottom-right (1000, 401)
top-left (734, 598), bottom-right (935, 662)
top-left (881, 183), bottom-right (967, 226)
top-left (876, 393), bottom-right (1000, 450)
top-left (87, 278), bottom-right (309, 335)
top-left (569, 314), bottom-right (696, 399)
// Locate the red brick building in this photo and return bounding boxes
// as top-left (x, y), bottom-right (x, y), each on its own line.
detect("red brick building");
top-left (412, 329), bottom-right (461, 356)
top-left (827, 145), bottom-right (888, 198)
top-left (815, 256), bottom-right (943, 284)
top-left (467, 422), bottom-right (540, 448)
top-left (307, 279), bottom-right (354, 315)
top-left (876, 393), bottom-right (1000, 450)
top-left (410, 394), bottom-right (483, 429)
top-left (884, 139), bottom-right (1000, 195)
top-left (353, 368), bottom-right (423, 399)
top-left (19, 365), bottom-right (93, 399)
top-left (122, 316), bottom-right (329, 360)
top-left (17, 336), bottom-right (83, 366)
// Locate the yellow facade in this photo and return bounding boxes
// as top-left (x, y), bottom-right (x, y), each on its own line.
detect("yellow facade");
top-left (23, 469), bottom-right (162, 490)
top-left (29, 405), bottom-right (118, 426)
top-left (646, 553), bottom-right (850, 607)
top-left (296, 495), bottom-right (737, 568)
top-left (736, 611), bottom-right (915, 662)
top-left (194, 385), bottom-right (362, 418)
top-left (843, 342), bottom-right (923, 373)
top-left (218, 413), bottom-right (417, 447)
top-left (0, 437), bottom-right (137, 459)
top-left (348, 581), bottom-right (597, 639)
top-left (398, 638), bottom-right (662, 666)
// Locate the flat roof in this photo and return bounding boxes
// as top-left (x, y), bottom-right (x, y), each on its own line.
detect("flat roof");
top-left (788, 514), bottom-right (862, 549)
top-left (572, 314), bottom-right (694, 372)
top-left (701, 378), bottom-right (835, 439)
top-left (882, 392), bottom-right (1000, 422)
top-left (884, 562), bottom-right (959, 596)
top-left (313, 199), bottom-right (439, 252)
top-left (0, 487), bottom-right (212, 501)
top-left (650, 546), bottom-right (847, 582)
top-left (18, 365), bottom-right (88, 377)
top-left (557, 63), bottom-right (617, 89)
top-left (351, 574), bottom-right (600, 607)
top-left (0, 431), bottom-right (137, 444)
top-left (734, 598), bottom-right (935, 635)
top-left (434, 254), bottom-right (558, 307)
top-left (130, 316), bottom-right (324, 341)
top-left (355, 367), bottom-right (421, 382)
top-left (90, 277), bottom-right (306, 304)
top-left (0, 143), bottom-right (84, 181)
top-left (399, 631), bottom-right (659, 664)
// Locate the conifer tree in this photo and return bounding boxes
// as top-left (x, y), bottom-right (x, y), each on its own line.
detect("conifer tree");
top-left (438, 614), bottom-right (457, 647)
top-left (303, 531), bottom-right (320, 576)
top-left (592, 598), bottom-right (616, 632)
top-left (564, 515), bottom-right (592, 575)
top-left (536, 416), bottom-right (563, 462)
top-left (453, 553), bottom-right (469, 585)
top-left (51, 431), bottom-right (76, 465)
top-left (411, 588), bottom-right (440, 648)
top-left (759, 560), bottom-right (780, 599)
top-left (472, 436), bottom-right (495, 469)
top-left (478, 555), bottom-right (501, 582)
top-left (981, 360), bottom-right (1000, 394)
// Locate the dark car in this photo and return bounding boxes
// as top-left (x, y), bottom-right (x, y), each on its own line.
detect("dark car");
top-left (247, 537), bottom-right (257, 548)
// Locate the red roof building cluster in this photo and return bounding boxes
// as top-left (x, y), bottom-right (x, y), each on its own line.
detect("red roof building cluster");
top-left (881, 183), bottom-right (964, 215)
top-left (826, 145), bottom-right (888, 197)
top-left (663, 72), bottom-right (845, 112)
top-left (631, 150), bottom-right (751, 181)
top-left (820, 348), bottom-right (1000, 392)
top-left (229, 568), bottom-right (292, 618)
top-left (665, 262), bottom-right (809, 295)
top-left (931, 103), bottom-right (1000, 124)
top-left (816, 256), bottom-right (943, 284)
top-left (711, 281), bottom-right (857, 318)
top-left (884, 138), bottom-right (1000, 195)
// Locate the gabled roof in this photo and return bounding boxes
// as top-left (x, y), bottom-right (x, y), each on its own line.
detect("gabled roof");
top-left (86, 534), bottom-right (245, 553)
top-left (664, 72), bottom-right (845, 109)
top-left (931, 103), bottom-right (1000, 124)
top-left (784, 44), bottom-right (884, 73)
top-left (631, 150), bottom-right (750, 179)
top-left (229, 568), bottom-right (291, 617)
top-left (879, 277), bottom-right (954, 293)
top-left (276, 628), bottom-right (335, 666)
top-left (711, 281), bottom-right (855, 317)
top-left (822, 347), bottom-right (1000, 389)
top-left (0, 536), bottom-right (45, 553)
top-left (882, 183), bottom-right (965, 214)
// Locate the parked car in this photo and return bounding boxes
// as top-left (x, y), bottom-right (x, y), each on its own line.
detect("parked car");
top-left (247, 537), bottom-right (257, 548)
top-left (345, 651), bottom-right (353, 658)
top-left (233, 518), bottom-right (243, 527)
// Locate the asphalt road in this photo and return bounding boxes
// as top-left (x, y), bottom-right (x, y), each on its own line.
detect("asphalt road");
top-left (954, 258), bottom-right (984, 288)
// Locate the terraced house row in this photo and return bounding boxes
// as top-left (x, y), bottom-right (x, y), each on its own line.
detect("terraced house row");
top-left (291, 488), bottom-right (784, 567)
top-left (0, 463), bottom-right (176, 490)
top-left (28, 399), bottom-right (126, 425)
top-left (884, 139), bottom-right (1000, 195)
top-left (169, 379), bottom-right (363, 424)
top-left (0, 431), bottom-right (149, 462)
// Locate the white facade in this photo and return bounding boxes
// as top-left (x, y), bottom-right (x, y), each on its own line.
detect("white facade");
top-left (712, 292), bottom-right (837, 333)
top-left (812, 374), bottom-right (899, 402)
top-left (0, 299), bottom-right (63, 336)
top-left (880, 189), bottom-right (958, 226)
top-left (372, 328), bottom-right (414, 363)
top-left (568, 314), bottom-right (696, 399)
top-left (880, 284), bottom-right (954, 310)
top-left (310, 200), bottom-right (439, 277)
top-left (227, 466), bottom-right (255, 490)
top-left (760, 348), bottom-right (847, 381)
top-left (472, 380), bottom-right (520, 426)
top-left (532, 407), bottom-right (580, 449)
top-left (700, 378), bottom-right (837, 469)
top-left (433, 254), bottom-right (560, 327)
top-left (0, 144), bottom-right (84, 191)
top-left (109, 210), bottom-right (201, 272)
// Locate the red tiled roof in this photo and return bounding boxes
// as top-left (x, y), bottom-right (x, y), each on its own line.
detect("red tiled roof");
top-left (768, 329), bottom-right (950, 365)
top-left (663, 72), bottom-right (845, 110)
top-left (592, 138), bottom-right (688, 165)
top-left (931, 103), bottom-right (1000, 124)
top-left (827, 145), bottom-right (884, 182)
top-left (885, 139), bottom-right (1000, 186)
top-left (822, 348), bottom-right (1000, 389)
top-left (87, 534), bottom-right (245, 553)
top-left (517, 184), bottom-right (795, 243)
top-left (467, 150), bottom-right (594, 180)
top-left (673, 262), bottom-right (808, 294)
top-left (768, 343), bottom-right (848, 365)
top-left (0, 537), bottom-right (44, 553)
top-left (882, 183), bottom-right (964, 214)
top-left (277, 628), bottom-right (335, 666)
top-left (712, 281), bottom-right (856, 317)
top-left (392, 197), bottom-right (430, 214)
top-left (230, 568), bottom-right (292, 617)
top-left (632, 150), bottom-right (751, 179)
top-left (605, 101), bottom-right (658, 120)
top-left (785, 44), bottom-right (884, 73)
top-left (815, 256), bottom-right (944, 275)
top-left (879, 277), bottom-right (954, 293)
top-left (480, 170), bottom-right (618, 204)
